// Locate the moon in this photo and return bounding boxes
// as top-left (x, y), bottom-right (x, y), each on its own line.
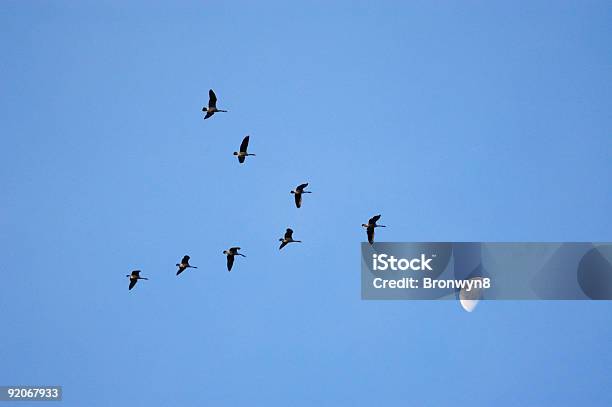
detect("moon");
top-left (459, 277), bottom-right (483, 312)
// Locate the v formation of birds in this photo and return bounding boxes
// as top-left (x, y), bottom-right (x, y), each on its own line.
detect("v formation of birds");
top-left (127, 89), bottom-right (386, 290)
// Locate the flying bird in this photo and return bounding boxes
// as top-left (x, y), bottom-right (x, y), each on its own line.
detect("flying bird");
top-left (202, 89), bottom-right (227, 119)
top-left (126, 270), bottom-right (148, 291)
top-left (279, 228), bottom-right (301, 250)
top-left (223, 247), bottom-right (245, 271)
top-left (233, 136), bottom-right (256, 163)
top-left (290, 183), bottom-right (311, 208)
top-left (362, 214), bottom-right (386, 245)
top-left (176, 255), bottom-right (197, 276)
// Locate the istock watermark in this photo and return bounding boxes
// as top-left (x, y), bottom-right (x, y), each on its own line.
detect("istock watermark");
top-left (361, 242), bottom-right (612, 300)
top-left (371, 253), bottom-right (434, 271)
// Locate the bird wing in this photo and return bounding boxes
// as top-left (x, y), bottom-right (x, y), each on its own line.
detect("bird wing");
top-left (238, 155), bottom-right (245, 164)
top-left (240, 136), bottom-right (250, 153)
top-left (285, 228), bottom-right (294, 239)
top-left (279, 241), bottom-right (288, 250)
top-left (227, 254), bottom-right (234, 271)
top-left (369, 215), bottom-right (381, 224)
top-left (230, 247), bottom-right (241, 253)
top-left (182, 255), bottom-right (190, 264)
top-left (204, 110), bottom-right (214, 120)
top-left (129, 279), bottom-right (137, 290)
top-left (131, 270), bottom-right (141, 277)
top-left (367, 226), bottom-right (375, 244)
top-left (294, 192), bottom-right (302, 208)
top-left (297, 183), bottom-right (308, 192)
top-left (208, 89), bottom-right (217, 108)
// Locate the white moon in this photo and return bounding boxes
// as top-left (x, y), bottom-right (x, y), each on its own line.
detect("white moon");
top-left (459, 277), bottom-right (483, 312)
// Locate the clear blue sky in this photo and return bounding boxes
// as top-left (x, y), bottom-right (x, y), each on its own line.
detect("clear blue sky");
top-left (1, 1), bottom-right (611, 406)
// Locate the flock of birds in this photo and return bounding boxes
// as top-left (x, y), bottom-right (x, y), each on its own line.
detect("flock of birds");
top-left (126, 89), bottom-right (386, 290)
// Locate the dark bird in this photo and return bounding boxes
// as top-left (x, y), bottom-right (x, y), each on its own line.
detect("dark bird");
top-left (126, 270), bottom-right (148, 290)
top-left (279, 228), bottom-right (301, 250)
top-left (233, 135), bottom-right (256, 163)
top-left (176, 255), bottom-right (198, 276)
top-left (202, 89), bottom-right (227, 119)
top-left (223, 247), bottom-right (245, 271)
top-left (362, 214), bottom-right (386, 245)
top-left (290, 183), bottom-right (312, 208)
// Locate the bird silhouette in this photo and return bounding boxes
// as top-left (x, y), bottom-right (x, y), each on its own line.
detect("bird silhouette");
top-left (126, 270), bottom-right (148, 290)
top-left (362, 214), bottom-right (386, 244)
top-left (279, 228), bottom-right (302, 250)
top-left (223, 247), bottom-right (245, 271)
top-left (176, 255), bottom-right (197, 276)
top-left (233, 136), bottom-right (256, 163)
top-left (291, 183), bottom-right (311, 208)
top-left (202, 89), bottom-right (227, 119)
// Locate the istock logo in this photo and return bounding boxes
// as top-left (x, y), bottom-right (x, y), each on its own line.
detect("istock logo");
top-left (372, 253), bottom-right (434, 271)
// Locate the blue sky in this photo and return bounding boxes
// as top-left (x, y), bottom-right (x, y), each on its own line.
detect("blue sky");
top-left (1, 1), bottom-right (611, 405)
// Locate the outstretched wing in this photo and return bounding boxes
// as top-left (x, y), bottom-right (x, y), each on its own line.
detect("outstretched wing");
top-left (204, 110), bottom-right (214, 120)
top-left (369, 214), bottom-right (381, 224)
top-left (131, 270), bottom-right (141, 278)
top-left (230, 247), bottom-right (241, 253)
top-left (285, 228), bottom-right (294, 239)
top-left (129, 279), bottom-right (137, 290)
top-left (279, 241), bottom-right (288, 250)
top-left (227, 254), bottom-right (234, 271)
top-left (297, 183), bottom-right (308, 192)
top-left (208, 89), bottom-right (217, 108)
top-left (240, 136), bottom-right (250, 153)
top-left (181, 255), bottom-right (190, 264)
top-left (294, 193), bottom-right (302, 208)
top-left (176, 265), bottom-right (186, 276)
top-left (367, 226), bottom-right (375, 245)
